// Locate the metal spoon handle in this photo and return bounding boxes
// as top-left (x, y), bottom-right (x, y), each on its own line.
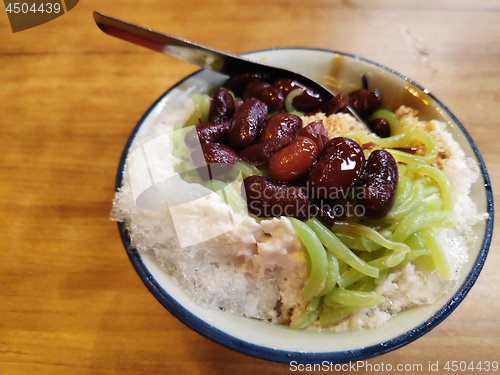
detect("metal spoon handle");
top-left (93, 12), bottom-right (334, 97)
top-left (93, 12), bottom-right (366, 124)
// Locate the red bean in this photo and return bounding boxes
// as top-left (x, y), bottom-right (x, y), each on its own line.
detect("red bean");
top-left (223, 72), bottom-right (270, 97)
top-left (269, 136), bottom-right (319, 183)
top-left (307, 137), bottom-right (365, 198)
top-left (184, 120), bottom-right (231, 148)
top-left (242, 80), bottom-right (270, 101)
top-left (228, 98), bottom-right (268, 150)
top-left (348, 89), bottom-right (382, 117)
top-left (259, 113), bottom-right (302, 143)
top-left (368, 118), bottom-right (391, 138)
top-left (234, 98), bottom-right (243, 112)
top-left (312, 92), bottom-right (349, 116)
top-left (257, 86), bottom-right (285, 112)
top-left (243, 175), bottom-right (311, 220)
top-left (209, 89), bottom-right (235, 123)
top-left (191, 142), bottom-right (240, 181)
top-left (357, 149), bottom-right (398, 219)
top-left (292, 89), bottom-right (324, 112)
top-left (272, 78), bottom-right (305, 95)
top-left (296, 120), bottom-right (329, 152)
top-left (243, 80), bottom-right (284, 112)
top-left (239, 137), bottom-right (292, 166)
top-left (272, 78), bottom-right (323, 112)
top-left (201, 143), bottom-right (239, 164)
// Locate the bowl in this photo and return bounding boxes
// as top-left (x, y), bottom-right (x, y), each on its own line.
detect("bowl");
top-left (115, 48), bottom-right (494, 364)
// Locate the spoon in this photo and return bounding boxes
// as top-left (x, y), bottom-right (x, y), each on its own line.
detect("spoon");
top-left (93, 12), bottom-right (364, 123)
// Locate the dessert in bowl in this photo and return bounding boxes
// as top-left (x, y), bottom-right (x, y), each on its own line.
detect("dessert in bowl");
top-left (110, 48), bottom-right (493, 364)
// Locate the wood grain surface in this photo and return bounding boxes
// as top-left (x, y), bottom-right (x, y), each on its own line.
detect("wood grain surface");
top-left (1, 0), bottom-right (498, 374)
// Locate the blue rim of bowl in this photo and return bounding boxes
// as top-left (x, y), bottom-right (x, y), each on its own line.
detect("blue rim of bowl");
top-left (115, 47), bottom-right (494, 364)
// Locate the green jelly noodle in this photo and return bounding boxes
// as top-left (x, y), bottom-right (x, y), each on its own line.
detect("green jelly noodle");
top-left (287, 108), bottom-right (455, 329)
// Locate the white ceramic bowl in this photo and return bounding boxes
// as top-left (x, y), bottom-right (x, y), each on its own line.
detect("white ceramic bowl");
top-left (115, 48), bottom-right (494, 364)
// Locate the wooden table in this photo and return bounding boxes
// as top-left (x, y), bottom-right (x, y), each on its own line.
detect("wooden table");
top-left (1, 0), bottom-right (499, 373)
